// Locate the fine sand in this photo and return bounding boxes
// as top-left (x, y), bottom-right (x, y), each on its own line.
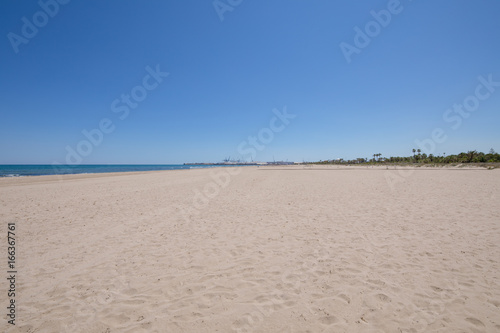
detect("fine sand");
top-left (1, 166), bottom-right (499, 332)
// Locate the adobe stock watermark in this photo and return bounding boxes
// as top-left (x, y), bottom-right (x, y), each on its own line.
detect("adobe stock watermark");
top-left (232, 260), bottom-right (310, 333)
top-left (51, 64), bottom-right (169, 176)
top-left (177, 106), bottom-right (296, 223)
top-left (385, 74), bottom-right (499, 190)
top-left (339, 0), bottom-right (413, 64)
top-left (232, 291), bottom-right (288, 333)
top-left (213, 0), bottom-right (243, 22)
top-left (234, 211), bottom-right (353, 332)
top-left (237, 107), bottom-right (296, 162)
top-left (7, 0), bottom-right (70, 54)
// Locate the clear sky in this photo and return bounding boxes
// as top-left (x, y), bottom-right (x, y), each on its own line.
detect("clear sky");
top-left (1, 0), bottom-right (499, 164)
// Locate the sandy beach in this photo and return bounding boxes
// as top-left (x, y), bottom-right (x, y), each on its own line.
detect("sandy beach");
top-left (1, 166), bottom-right (499, 332)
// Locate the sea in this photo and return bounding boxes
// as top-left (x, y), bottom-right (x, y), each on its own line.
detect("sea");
top-left (0, 164), bottom-right (237, 177)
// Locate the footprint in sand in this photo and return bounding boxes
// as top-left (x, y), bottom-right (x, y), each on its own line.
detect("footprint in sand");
top-left (465, 317), bottom-right (485, 327)
top-left (375, 293), bottom-right (392, 303)
top-left (337, 293), bottom-right (351, 304)
top-left (318, 315), bottom-right (338, 325)
top-left (487, 299), bottom-right (500, 307)
top-left (430, 285), bottom-right (444, 292)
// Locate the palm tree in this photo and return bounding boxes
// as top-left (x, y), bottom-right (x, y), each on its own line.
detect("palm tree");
top-left (466, 150), bottom-right (477, 163)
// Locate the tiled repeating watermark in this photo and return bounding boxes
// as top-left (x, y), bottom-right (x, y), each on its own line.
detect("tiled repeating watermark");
top-left (237, 107), bottom-right (296, 162)
top-left (232, 291), bottom-right (288, 333)
top-left (232, 209), bottom-right (377, 332)
top-left (177, 106), bottom-right (296, 223)
top-left (385, 74), bottom-right (499, 190)
top-left (417, 74), bottom-right (499, 153)
top-left (339, 0), bottom-right (413, 64)
top-left (7, 0), bottom-right (70, 54)
top-left (213, 0), bottom-right (243, 22)
top-left (51, 64), bottom-right (169, 176)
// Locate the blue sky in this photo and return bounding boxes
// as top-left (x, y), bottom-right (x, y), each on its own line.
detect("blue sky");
top-left (1, 0), bottom-right (499, 164)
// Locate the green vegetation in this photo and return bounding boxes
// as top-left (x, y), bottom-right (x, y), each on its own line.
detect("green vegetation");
top-left (315, 149), bottom-right (500, 168)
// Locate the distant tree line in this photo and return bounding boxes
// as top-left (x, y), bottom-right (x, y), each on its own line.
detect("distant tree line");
top-left (315, 149), bottom-right (500, 165)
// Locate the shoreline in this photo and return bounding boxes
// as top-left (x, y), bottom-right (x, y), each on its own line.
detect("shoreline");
top-left (0, 166), bottom-right (253, 186)
top-left (1, 164), bottom-right (497, 187)
top-left (1, 162), bottom-right (496, 182)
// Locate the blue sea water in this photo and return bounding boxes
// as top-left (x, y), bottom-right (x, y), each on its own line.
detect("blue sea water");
top-left (0, 164), bottom-right (232, 177)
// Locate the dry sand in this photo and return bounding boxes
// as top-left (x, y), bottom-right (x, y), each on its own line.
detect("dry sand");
top-left (1, 166), bottom-right (499, 332)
